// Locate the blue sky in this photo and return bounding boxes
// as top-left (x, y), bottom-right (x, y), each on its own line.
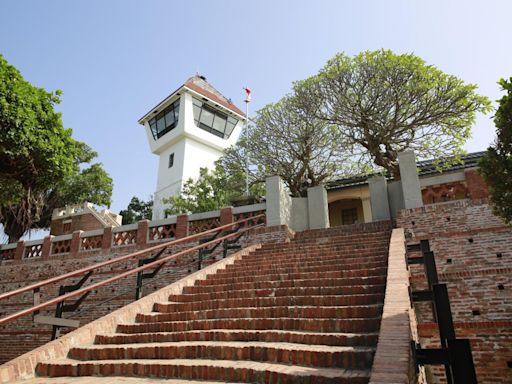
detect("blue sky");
top-left (1, 0), bottom-right (511, 239)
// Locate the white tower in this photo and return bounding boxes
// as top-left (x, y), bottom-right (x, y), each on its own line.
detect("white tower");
top-left (138, 75), bottom-right (246, 219)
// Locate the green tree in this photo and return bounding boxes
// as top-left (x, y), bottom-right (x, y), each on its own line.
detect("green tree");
top-left (221, 94), bottom-right (362, 197)
top-left (119, 196), bottom-right (153, 224)
top-left (0, 54), bottom-right (113, 242)
top-left (479, 78), bottom-right (512, 223)
top-left (294, 49), bottom-right (492, 177)
top-left (164, 163), bottom-right (264, 215)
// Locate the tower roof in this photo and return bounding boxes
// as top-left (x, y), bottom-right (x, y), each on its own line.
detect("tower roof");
top-left (138, 75), bottom-right (246, 124)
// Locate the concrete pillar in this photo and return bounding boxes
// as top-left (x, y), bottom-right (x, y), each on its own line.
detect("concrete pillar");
top-left (362, 197), bottom-right (373, 223)
top-left (41, 235), bottom-right (54, 260)
top-left (368, 176), bottom-right (391, 221)
top-left (14, 240), bottom-right (25, 260)
top-left (176, 214), bottom-right (189, 238)
top-left (387, 181), bottom-right (405, 219)
top-left (102, 226), bottom-right (113, 251)
top-left (70, 230), bottom-right (83, 257)
top-left (137, 220), bottom-right (149, 249)
top-left (307, 184), bottom-right (330, 229)
top-left (398, 151), bottom-right (423, 209)
top-left (265, 176), bottom-right (291, 227)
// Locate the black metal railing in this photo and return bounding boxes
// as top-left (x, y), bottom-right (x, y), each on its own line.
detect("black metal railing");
top-left (407, 239), bottom-right (477, 384)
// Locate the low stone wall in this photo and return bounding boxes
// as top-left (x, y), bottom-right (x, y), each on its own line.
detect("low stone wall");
top-left (397, 199), bottom-right (512, 383)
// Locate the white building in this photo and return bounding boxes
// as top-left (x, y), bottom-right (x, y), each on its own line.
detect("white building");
top-left (138, 75), bottom-right (246, 219)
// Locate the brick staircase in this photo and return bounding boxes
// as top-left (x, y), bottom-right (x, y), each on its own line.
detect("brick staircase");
top-left (33, 225), bottom-right (391, 383)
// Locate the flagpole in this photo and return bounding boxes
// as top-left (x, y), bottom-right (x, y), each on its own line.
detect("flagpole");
top-left (244, 88), bottom-right (251, 196)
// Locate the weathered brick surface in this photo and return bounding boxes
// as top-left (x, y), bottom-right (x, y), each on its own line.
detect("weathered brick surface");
top-left (398, 199), bottom-right (512, 384)
top-left (369, 228), bottom-right (425, 384)
top-left (0, 225), bottom-right (292, 365)
top-left (1, 224), bottom-right (392, 383)
top-left (465, 169), bottom-right (490, 199)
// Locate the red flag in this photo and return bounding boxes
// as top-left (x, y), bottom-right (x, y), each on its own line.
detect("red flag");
top-left (244, 87), bottom-right (251, 103)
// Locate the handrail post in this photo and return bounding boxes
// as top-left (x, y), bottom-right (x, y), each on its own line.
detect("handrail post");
top-left (135, 259), bottom-right (144, 300)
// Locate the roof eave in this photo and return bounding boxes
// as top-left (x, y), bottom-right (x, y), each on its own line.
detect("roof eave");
top-left (138, 84), bottom-right (185, 125)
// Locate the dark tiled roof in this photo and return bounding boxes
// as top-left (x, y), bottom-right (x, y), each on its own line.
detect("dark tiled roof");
top-left (326, 151), bottom-right (486, 191)
top-left (416, 151), bottom-right (485, 176)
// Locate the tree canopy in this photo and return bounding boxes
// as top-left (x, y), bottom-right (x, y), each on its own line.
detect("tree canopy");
top-left (479, 78), bottom-right (512, 224)
top-left (294, 50), bottom-right (491, 177)
top-left (119, 196), bottom-right (153, 225)
top-left (0, 54), bottom-right (113, 242)
top-left (220, 94), bottom-right (361, 197)
top-left (220, 50), bottom-right (490, 198)
top-left (164, 163), bottom-right (264, 215)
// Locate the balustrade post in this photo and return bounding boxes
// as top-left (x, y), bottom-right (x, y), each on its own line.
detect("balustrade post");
top-left (176, 214), bottom-right (189, 238)
top-left (102, 226), bottom-right (113, 252)
top-left (220, 207), bottom-right (234, 227)
top-left (41, 235), bottom-right (54, 260)
top-left (137, 220), bottom-right (149, 249)
top-left (70, 230), bottom-right (83, 257)
top-left (14, 240), bottom-right (25, 260)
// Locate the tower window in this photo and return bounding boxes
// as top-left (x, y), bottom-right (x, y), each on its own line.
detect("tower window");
top-left (168, 153), bottom-right (174, 168)
top-left (192, 97), bottom-right (238, 139)
top-left (149, 99), bottom-right (180, 140)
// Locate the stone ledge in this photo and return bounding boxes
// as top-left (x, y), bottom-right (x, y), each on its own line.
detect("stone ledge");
top-left (369, 228), bottom-right (417, 384)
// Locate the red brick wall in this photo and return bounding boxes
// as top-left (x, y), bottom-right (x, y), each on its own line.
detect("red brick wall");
top-left (397, 199), bottom-right (512, 383)
top-left (465, 169), bottom-right (489, 199)
top-left (0, 225), bottom-right (293, 364)
top-left (51, 213), bottom-right (105, 236)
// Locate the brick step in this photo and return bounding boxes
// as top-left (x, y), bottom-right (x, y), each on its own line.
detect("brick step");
top-left (68, 341), bottom-right (375, 369)
top-left (235, 253), bottom-right (388, 267)
top-left (95, 329), bottom-right (379, 347)
top-left (270, 231), bottom-right (389, 243)
top-left (250, 247), bottom-right (389, 259)
top-left (223, 258), bottom-right (388, 272)
top-left (22, 377), bottom-right (235, 384)
top-left (295, 227), bottom-right (391, 240)
top-left (224, 259), bottom-right (387, 273)
top-left (154, 293), bottom-right (385, 312)
top-left (171, 283), bottom-right (386, 302)
top-left (36, 358), bottom-right (371, 384)
top-left (116, 317), bottom-right (381, 334)
top-left (181, 276), bottom-right (387, 295)
top-left (256, 240), bottom-right (390, 251)
top-left (220, 259), bottom-right (387, 276)
top-left (136, 304), bottom-right (383, 323)
top-left (200, 267), bottom-right (388, 286)
top-left (260, 239), bottom-right (389, 250)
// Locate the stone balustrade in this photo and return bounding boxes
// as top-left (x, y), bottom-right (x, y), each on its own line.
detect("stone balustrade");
top-left (0, 204), bottom-right (266, 263)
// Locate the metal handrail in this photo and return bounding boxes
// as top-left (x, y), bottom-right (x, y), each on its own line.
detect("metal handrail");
top-left (0, 221), bottom-right (264, 326)
top-left (0, 215), bottom-right (263, 302)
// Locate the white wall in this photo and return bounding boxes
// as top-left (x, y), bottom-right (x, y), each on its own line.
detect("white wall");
top-left (148, 91), bottom-right (245, 220)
